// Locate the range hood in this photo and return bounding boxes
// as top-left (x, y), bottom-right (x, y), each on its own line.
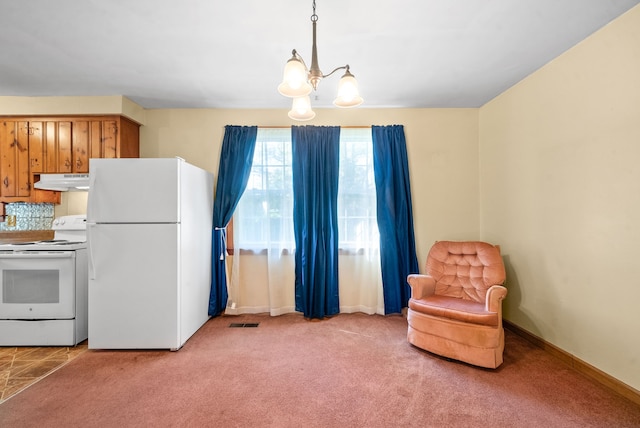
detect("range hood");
top-left (34, 173), bottom-right (91, 191)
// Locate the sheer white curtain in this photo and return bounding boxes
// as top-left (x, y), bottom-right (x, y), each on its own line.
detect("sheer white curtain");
top-left (337, 129), bottom-right (384, 315)
top-left (227, 129), bottom-right (295, 315)
top-left (228, 127), bottom-right (383, 316)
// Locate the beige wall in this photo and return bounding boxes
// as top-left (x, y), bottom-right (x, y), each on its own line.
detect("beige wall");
top-left (141, 107), bottom-right (480, 265)
top-left (0, 95), bottom-right (146, 125)
top-left (54, 192), bottom-right (89, 218)
top-left (479, 5), bottom-right (640, 391)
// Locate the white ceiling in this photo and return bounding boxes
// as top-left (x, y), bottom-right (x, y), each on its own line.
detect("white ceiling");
top-left (1, 0), bottom-right (638, 110)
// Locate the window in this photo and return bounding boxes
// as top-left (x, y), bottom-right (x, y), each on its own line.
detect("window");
top-left (235, 127), bottom-right (377, 252)
top-left (236, 129), bottom-right (294, 252)
top-left (337, 128), bottom-right (379, 252)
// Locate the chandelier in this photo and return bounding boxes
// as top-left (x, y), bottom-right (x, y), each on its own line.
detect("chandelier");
top-left (278, 0), bottom-right (363, 121)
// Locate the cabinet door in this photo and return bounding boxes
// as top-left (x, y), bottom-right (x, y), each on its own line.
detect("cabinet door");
top-left (88, 120), bottom-right (104, 159)
top-left (49, 121), bottom-right (73, 173)
top-left (57, 121), bottom-right (73, 172)
top-left (71, 120), bottom-right (90, 173)
top-left (101, 119), bottom-right (119, 158)
top-left (118, 117), bottom-right (140, 158)
top-left (89, 117), bottom-right (139, 160)
top-left (0, 121), bottom-right (30, 198)
top-left (74, 119), bottom-right (113, 167)
top-left (66, 117), bottom-right (138, 165)
top-left (29, 121), bottom-right (44, 173)
top-left (28, 121), bottom-right (72, 173)
top-left (85, 119), bottom-right (117, 159)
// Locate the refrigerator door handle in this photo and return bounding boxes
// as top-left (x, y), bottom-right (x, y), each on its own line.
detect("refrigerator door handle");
top-left (88, 224), bottom-right (96, 280)
top-left (87, 173), bottom-right (97, 222)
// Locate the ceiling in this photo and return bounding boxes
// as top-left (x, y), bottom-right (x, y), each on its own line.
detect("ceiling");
top-left (1, 0), bottom-right (638, 110)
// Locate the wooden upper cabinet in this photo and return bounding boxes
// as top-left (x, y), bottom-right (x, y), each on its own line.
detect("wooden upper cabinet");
top-left (0, 121), bottom-right (30, 198)
top-left (28, 116), bottom-right (139, 175)
top-left (1, 115), bottom-right (139, 203)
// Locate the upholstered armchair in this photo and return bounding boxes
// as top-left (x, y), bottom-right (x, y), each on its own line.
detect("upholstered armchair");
top-left (407, 241), bottom-right (507, 368)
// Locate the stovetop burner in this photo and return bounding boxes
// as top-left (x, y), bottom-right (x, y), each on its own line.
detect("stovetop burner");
top-left (4, 239), bottom-right (79, 246)
top-left (0, 215), bottom-right (87, 251)
top-left (43, 240), bottom-right (83, 246)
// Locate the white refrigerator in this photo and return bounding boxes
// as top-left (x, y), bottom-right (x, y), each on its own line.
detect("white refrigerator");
top-left (87, 158), bottom-right (213, 350)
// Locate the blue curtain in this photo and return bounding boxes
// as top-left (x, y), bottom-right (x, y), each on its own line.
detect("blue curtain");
top-left (372, 125), bottom-right (419, 314)
top-left (208, 125), bottom-right (257, 317)
top-left (291, 126), bottom-right (341, 319)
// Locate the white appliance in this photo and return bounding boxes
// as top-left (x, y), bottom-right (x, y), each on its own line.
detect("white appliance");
top-left (34, 173), bottom-right (91, 191)
top-left (0, 215), bottom-right (88, 346)
top-left (87, 158), bottom-right (213, 350)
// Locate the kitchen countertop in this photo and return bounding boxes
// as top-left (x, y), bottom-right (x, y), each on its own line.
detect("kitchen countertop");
top-left (0, 230), bottom-right (54, 244)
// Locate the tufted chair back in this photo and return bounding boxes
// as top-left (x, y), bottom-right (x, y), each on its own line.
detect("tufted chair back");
top-left (426, 241), bottom-right (506, 304)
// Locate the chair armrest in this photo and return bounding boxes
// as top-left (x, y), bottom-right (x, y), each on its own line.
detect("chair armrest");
top-left (407, 274), bottom-right (436, 300)
top-left (485, 285), bottom-right (508, 313)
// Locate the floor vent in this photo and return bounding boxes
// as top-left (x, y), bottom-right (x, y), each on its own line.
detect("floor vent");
top-left (229, 323), bottom-right (260, 328)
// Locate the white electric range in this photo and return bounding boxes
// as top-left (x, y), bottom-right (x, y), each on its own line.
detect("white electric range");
top-left (0, 214), bottom-right (88, 346)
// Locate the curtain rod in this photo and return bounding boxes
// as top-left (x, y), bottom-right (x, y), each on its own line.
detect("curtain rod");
top-left (257, 125), bottom-right (372, 129)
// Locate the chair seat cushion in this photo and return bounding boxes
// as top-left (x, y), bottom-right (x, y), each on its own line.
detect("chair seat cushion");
top-left (409, 295), bottom-right (499, 327)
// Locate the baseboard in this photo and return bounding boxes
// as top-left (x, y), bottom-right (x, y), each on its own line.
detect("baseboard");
top-left (503, 320), bottom-right (640, 406)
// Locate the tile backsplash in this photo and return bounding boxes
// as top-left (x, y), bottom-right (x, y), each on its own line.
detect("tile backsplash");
top-left (1, 203), bottom-right (54, 231)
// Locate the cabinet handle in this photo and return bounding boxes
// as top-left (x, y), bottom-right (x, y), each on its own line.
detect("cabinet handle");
top-left (20, 125), bottom-right (37, 135)
top-left (3, 177), bottom-right (8, 188)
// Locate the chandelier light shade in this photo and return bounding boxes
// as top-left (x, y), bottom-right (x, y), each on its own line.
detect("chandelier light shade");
top-left (334, 68), bottom-right (363, 108)
top-left (278, 56), bottom-right (312, 98)
top-left (278, 0), bottom-right (362, 120)
top-left (288, 96), bottom-right (316, 121)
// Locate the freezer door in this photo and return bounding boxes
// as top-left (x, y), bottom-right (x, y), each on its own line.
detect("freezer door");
top-left (88, 158), bottom-right (180, 224)
top-left (88, 223), bottom-right (181, 349)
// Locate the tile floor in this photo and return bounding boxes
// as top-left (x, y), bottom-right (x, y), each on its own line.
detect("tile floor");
top-left (0, 341), bottom-right (88, 403)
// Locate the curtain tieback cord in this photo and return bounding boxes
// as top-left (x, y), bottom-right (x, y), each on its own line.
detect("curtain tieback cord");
top-left (215, 226), bottom-right (227, 261)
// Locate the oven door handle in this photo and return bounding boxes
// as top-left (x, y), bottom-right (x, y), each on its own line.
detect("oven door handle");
top-left (0, 251), bottom-right (75, 259)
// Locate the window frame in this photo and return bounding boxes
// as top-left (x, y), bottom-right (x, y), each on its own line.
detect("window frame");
top-left (227, 127), bottom-right (377, 255)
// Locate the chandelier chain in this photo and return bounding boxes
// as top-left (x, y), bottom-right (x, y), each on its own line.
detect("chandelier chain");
top-left (311, 0), bottom-right (318, 22)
